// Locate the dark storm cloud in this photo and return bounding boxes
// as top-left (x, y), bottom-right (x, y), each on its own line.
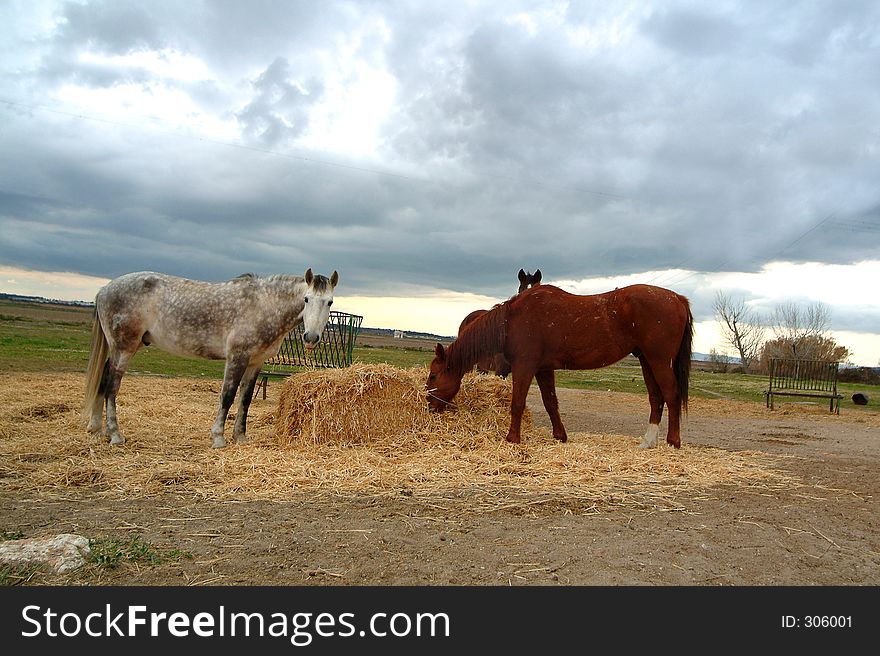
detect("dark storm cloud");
top-left (55, 1), bottom-right (164, 54)
top-left (379, 4), bottom-right (880, 284)
top-left (236, 58), bottom-right (324, 146)
top-left (35, 1), bottom-right (164, 87)
top-left (0, 0), bottom-right (878, 333)
top-left (641, 6), bottom-right (744, 57)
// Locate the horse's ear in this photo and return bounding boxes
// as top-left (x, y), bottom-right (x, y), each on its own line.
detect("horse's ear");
top-left (330, 271), bottom-right (339, 288)
top-left (434, 343), bottom-right (446, 361)
top-left (533, 269), bottom-right (542, 284)
top-left (518, 268), bottom-right (526, 283)
top-left (304, 268), bottom-right (313, 286)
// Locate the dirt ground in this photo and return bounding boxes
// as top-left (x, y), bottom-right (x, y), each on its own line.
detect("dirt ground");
top-left (1, 380), bottom-right (878, 586)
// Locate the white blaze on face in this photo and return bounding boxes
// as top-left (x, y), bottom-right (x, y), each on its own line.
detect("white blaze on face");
top-left (639, 424), bottom-right (660, 449)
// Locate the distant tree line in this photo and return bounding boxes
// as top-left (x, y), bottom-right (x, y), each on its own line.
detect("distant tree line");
top-left (711, 292), bottom-right (851, 374)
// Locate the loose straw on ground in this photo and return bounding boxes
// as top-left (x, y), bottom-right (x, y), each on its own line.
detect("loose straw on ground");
top-left (0, 367), bottom-right (829, 512)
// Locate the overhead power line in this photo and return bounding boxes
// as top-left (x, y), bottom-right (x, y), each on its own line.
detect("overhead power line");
top-left (650, 213), bottom-right (839, 289)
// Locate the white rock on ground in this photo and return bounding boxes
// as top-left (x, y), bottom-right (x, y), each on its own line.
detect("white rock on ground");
top-left (0, 534), bottom-right (91, 574)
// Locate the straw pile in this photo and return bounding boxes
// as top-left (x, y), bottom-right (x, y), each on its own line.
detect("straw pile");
top-left (0, 370), bottom-right (810, 512)
top-left (275, 364), bottom-right (529, 445)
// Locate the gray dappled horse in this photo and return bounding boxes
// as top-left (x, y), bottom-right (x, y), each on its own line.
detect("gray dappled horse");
top-left (83, 269), bottom-right (338, 448)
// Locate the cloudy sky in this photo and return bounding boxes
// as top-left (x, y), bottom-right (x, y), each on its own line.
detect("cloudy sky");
top-left (1, 1), bottom-right (878, 364)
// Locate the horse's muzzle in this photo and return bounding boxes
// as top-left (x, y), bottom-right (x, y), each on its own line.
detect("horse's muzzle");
top-left (303, 332), bottom-right (320, 350)
top-left (427, 395), bottom-right (448, 413)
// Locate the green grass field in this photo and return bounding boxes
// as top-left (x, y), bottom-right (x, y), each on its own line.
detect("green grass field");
top-left (1, 299), bottom-right (876, 410)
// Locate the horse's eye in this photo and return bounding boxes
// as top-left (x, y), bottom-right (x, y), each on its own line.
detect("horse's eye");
top-left (304, 297), bottom-right (309, 303)
top-left (328, 300), bottom-right (333, 307)
top-left (429, 374), bottom-right (436, 381)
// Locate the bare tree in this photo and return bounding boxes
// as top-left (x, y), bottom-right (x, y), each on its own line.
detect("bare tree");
top-left (712, 292), bottom-right (764, 373)
top-left (767, 301), bottom-right (832, 359)
top-left (760, 334), bottom-right (850, 367)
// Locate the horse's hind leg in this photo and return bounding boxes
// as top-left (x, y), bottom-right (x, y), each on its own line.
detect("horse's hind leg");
top-left (104, 348), bottom-right (136, 445)
top-left (535, 369), bottom-right (567, 442)
top-left (231, 362), bottom-right (262, 444)
top-left (644, 356), bottom-right (682, 449)
top-left (87, 360), bottom-right (110, 435)
top-left (211, 354), bottom-right (249, 449)
top-left (637, 354), bottom-right (665, 449)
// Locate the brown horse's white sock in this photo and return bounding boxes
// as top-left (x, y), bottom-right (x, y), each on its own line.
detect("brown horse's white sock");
top-left (639, 424), bottom-right (660, 449)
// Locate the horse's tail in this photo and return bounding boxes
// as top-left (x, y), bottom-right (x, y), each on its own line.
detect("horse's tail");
top-left (82, 309), bottom-right (109, 419)
top-left (675, 297), bottom-right (694, 413)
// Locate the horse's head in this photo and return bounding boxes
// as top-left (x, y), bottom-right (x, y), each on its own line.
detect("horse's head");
top-left (302, 268), bottom-right (339, 350)
top-left (517, 268), bottom-right (542, 294)
top-left (426, 343), bottom-right (462, 412)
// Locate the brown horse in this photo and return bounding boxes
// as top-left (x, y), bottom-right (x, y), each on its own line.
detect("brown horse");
top-left (457, 268), bottom-right (544, 376)
top-left (428, 284), bottom-right (693, 448)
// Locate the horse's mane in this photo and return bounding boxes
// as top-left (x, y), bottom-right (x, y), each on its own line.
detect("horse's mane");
top-left (261, 273), bottom-right (305, 287)
top-left (446, 301), bottom-right (509, 375)
top-left (259, 273), bottom-right (333, 290)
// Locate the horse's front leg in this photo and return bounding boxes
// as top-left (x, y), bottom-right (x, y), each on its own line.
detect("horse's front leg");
top-left (644, 356), bottom-right (681, 449)
top-left (505, 365), bottom-right (535, 444)
top-left (231, 363), bottom-right (262, 444)
top-left (535, 369), bottom-right (567, 442)
top-left (211, 355), bottom-right (248, 449)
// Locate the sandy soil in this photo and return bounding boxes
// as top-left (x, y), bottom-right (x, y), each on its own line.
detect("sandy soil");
top-left (1, 383), bottom-right (877, 586)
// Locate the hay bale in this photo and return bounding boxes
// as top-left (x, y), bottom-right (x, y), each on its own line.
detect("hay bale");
top-left (275, 364), bottom-right (529, 445)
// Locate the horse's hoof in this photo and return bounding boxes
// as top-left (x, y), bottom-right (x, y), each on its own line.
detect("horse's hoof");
top-left (554, 433), bottom-right (568, 443)
top-left (109, 435), bottom-right (125, 446)
top-left (212, 438), bottom-right (227, 449)
top-left (234, 434), bottom-right (248, 444)
top-left (505, 435), bottom-right (521, 444)
top-left (667, 440), bottom-right (681, 449)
